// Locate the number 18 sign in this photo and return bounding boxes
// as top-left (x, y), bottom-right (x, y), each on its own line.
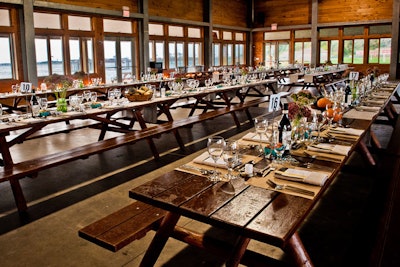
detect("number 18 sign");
top-left (268, 94), bottom-right (280, 112)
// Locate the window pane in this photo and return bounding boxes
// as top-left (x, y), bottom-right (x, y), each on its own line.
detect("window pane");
top-left (223, 44), bottom-right (233, 65)
top-left (264, 31), bottom-right (290, 40)
top-left (35, 38), bottom-right (49, 77)
top-left (278, 42), bottom-right (289, 66)
top-left (0, 9), bottom-right (10, 26)
top-left (235, 44), bottom-right (244, 65)
top-left (188, 43), bottom-right (194, 66)
top-left (368, 39), bottom-right (379, 64)
top-left (34, 13), bottom-right (61, 29)
top-left (294, 42), bottom-right (303, 63)
top-left (264, 43), bottom-right (275, 68)
top-left (103, 19), bottom-right (132, 34)
top-left (295, 29), bottom-right (311, 39)
top-left (235, 33), bottom-right (244, 41)
top-left (69, 39), bottom-right (81, 73)
top-left (370, 25), bottom-right (391, 35)
top-left (319, 28), bottom-right (338, 38)
top-left (169, 42), bottom-right (176, 69)
top-left (168, 26), bottom-right (184, 37)
top-left (304, 42), bottom-right (311, 64)
top-left (223, 31), bottom-right (232, 40)
top-left (155, 42), bottom-right (165, 67)
top-left (68, 16), bottom-right (91, 31)
top-left (213, 43), bottom-right (220, 66)
top-left (320, 41), bottom-right (328, 64)
top-left (121, 41), bottom-right (133, 77)
top-left (380, 38), bottom-right (391, 64)
top-left (343, 40), bottom-right (353, 64)
top-left (104, 40), bottom-right (117, 83)
top-left (86, 38), bottom-right (94, 73)
top-left (50, 38), bottom-right (64, 75)
top-left (0, 36), bottom-right (13, 79)
top-left (188, 27), bottom-right (201, 38)
top-left (149, 41), bottom-right (155, 61)
top-left (177, 43), bottom-right (184, 67)
top-left (195, 42), bottom-right (202, 66)
top-left (354, 39), bottom-right (364, 64)
top-left (330, 40), bottom-right (339, 64)
top-left (149, 24), bottom-right (164, 35)
top-left (344, 26), bottom-right (364, 36)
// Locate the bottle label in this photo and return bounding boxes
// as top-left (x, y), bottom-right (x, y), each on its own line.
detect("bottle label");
top-left (282, 131), bottom-right (291, 147)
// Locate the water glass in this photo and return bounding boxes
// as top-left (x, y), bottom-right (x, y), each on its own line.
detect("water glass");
top-left (207, 136), bottom-right (225, 182)
top-left (223, 140), bottom-right (239, 181)
top-left (39, 98), bottom-right (48, 110)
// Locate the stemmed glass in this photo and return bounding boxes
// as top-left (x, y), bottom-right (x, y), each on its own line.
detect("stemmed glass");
top-left (254, 117), bottom-right (269, 155)
top-left (222, 140), bottom-right (239, 181)
top-left (207, 136), bottom-right (226, 182)
top-left (108, 90), bottom-right (116, 105)
top-left (90, 92), bottom-right (97, 103)
top-left (39, 98), bottom-right (48, 110)
top-left (83, 91), bottom-right (91, 103)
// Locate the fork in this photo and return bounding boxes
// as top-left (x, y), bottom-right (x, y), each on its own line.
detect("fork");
top-left (180, 164), bottom-right (215, 175)
top-left (266, 179), bottom-right (315, 197)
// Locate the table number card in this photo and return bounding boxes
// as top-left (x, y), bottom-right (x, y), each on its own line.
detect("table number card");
top-left (269, 94), bottom-right (280, 112)
top-left (20, 82), bottom-right (32, 93)
top-left (349, 71), bottom-right (359, 81)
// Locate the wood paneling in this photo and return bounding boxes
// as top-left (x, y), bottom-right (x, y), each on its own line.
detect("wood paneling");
top-left (213, 0), bottom-right (248, 28)
top-left (148, 0), bottom-right (204, 22)
top-left (319, 0), bottom-right (393, 24)
top-left (39, 0), bottom-right (139, 13)
top-left (254, 0), bottom-right (311, 27)
top-left (253, 32), bottom-right (264, 66)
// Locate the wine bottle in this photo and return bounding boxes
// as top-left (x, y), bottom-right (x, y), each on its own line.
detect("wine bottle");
top-left (344, 83), bottom-right (352, 106)
top-left (30, 89), bottom-right (40, 117)
top-left (278, 103), bottom-right (292, 151)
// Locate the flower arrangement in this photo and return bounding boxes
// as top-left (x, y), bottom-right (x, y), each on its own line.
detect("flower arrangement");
top-left (43, 74), bottom-right (74, 90)
top-left (288, 90), bottom-right (315, 123)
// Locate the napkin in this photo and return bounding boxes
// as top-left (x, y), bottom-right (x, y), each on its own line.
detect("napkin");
top-left (193, 151), bottom-right (227, 168)
top-left (274, 167), bottom-right (329, 186)
top-left (328, 127), bottom-right (363, 136)
top-left (363, 99), bottom-right (385, 106)
top-left (290, 147), bottom-right (344, 163)
top-left (307, 143), bottom-right (351, 156)
top-left (242, 132), bottom-right (272, 143)
top-left (355, 106), bottom-right (381, 112)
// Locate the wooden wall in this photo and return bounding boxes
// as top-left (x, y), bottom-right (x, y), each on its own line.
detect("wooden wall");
top-left (40, 0), bottom-right (139, 13)
top-left (148, 0), bottom-right (204, 22)
top-left (213, 0), bottom-right (248, 28)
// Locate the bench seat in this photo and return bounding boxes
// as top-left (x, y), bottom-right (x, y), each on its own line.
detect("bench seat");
top-left (78, 201), bottom-right (167, 252)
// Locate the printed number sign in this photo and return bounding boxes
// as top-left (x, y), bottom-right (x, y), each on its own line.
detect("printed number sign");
top-left (269, 94), bottom-right (280, 112)
top-left (349, 72), bottom-right (359, 81)
top-left (20, 82), bottom-right (32, 93)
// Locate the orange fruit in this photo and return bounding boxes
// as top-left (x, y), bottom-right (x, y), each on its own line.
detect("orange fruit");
top-left (317, 98), bottom-right (332, 109)
top-left (326, 108), bottom-right (334, 118)
top-left (333, 113), bottom-right (343, 122)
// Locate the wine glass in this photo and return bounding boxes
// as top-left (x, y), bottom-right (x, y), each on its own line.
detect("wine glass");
top-left (39, 98), bottom-right (48, 110)
top-left (272, 131), bottom-right (286, 164)
top-left (83, 91), bottom-right (91, 103)
top-left (114, 88), bottom-right (122, 104)
top-left (108, 90), bottom-right (116, 105)
top-left (207, 136), bottom-right (226, 182)
top-left (254, 117), bottom-right (269, 155)
top-left (222, 140), bottom-right (239, 181)
top-left (90, 92), bottom-right (97, 103)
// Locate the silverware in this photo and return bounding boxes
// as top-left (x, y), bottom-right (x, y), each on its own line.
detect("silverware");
top-left (266, 179), bottom-right (315, 197)
top-left (262, 167), bottom-right (275, 177)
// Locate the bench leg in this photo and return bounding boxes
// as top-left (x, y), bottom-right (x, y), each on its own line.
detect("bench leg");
top-left (139, 211), bottom-right (181, 267)
top-left (358, 141), bottom-right (376, 166)
top-left (285, 232), bottom-right (314, 267)
top-left (9, 179), bottom-right (28, 212)
top-left (226, 236), bottom-right (251, 267)
top-left (146, 138), bottom-right (160, 160)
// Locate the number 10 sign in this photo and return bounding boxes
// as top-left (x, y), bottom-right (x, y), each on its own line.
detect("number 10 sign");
top-left (268, 94), bottom-right (280, 112)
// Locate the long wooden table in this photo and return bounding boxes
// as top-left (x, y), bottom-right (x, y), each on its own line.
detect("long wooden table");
top-left (129, 82), bottom-right (399, 266)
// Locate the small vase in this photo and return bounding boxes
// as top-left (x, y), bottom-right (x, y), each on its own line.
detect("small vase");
top-left (56, 98), bottom-right (68, 112)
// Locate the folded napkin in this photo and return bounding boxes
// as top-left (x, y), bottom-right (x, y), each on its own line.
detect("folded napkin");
top-left (328, 127), bottom-right (363, 136)
top-left (193, 151), bottom-right (227, 168)
top-left (242, 132), bottom-right (272, 143)
top-left (343, 109), bottom-right (376, 120)
top-left (355, 106), bottom-right (381, 112)
top-left (371, 93), bottom-right (390, 99)
top-left (274, 167), bottom-right (329, 186)
top-left (363, 99), bottom-right (385, 106)
top-left (307, 143), bottom-right (351, 156)
top-left (291, 148), bottom-right (344, 163)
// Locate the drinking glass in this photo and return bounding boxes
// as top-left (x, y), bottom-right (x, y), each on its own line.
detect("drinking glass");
top-left (39, 98), bottom-right (48, 110)
top-left (207, 136), bottom-right (226, 182)
top-left (114, 88), bottom-right (122, 103)
top-left (0, 103), bottom-right (3, 116)
top-left (83, 91), bottom-right (91, 103)
top-left (222, 140), bottom-right (239, 181)
top-left (254, 117), bottom-right (269, 155)
top-left (108, 90), bottom-right (116, 105)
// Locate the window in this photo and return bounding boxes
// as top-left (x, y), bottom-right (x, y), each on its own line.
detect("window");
top-left (343, 39), bottom-right (364, 64)
top-left (319, 40), bottom-right (338, 64)
top-left (0, 9), bottom-right (10, 26)
top-left (0, 35), bottom-right (14, 79)
top-left (149, 24), bottom-right (164, 36)
top-left (214, 29), bottom-right (246, 67)
top-left (35, 37), bottom-right (64, 77)
top-left (34, 12), bottom-right (61, 29)
top-left (168, 26), bottom-right (184, 37)
top-left (68, 15), bottom-right (91, 31)
top-left (188, 42), bottom-right (202, 67)
top-left (103, 19), bottom-right (132, 34)
top-left (369, 38), bottom-right (391, 64)
top-left (294, 41), bottom-right (311, 64)
top-left (264, 42), bottom-right (276, 68)
top-left (168, 42), bottom-right (184, 69)
top-left (104, 38), bottom-right (136, 83)
top-left (149, 41), bottom-right (165, 67)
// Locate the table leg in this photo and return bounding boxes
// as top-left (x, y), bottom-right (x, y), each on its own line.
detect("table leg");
top-left (357, 140), bottom-right (376, 166)
top-left (226, 236), bottom-right (251, 267)
top-left (0, 133), bottom-right (13, 167)
top-left (285, 232), bottom-right (314, 267)
top-left (139, 211), bottom-right (181, 267)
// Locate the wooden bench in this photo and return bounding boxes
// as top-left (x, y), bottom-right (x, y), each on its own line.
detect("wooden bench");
top-left (0, 96), bottom-right (270, 212)
top-left (79, 201), bottom-right (167, 252)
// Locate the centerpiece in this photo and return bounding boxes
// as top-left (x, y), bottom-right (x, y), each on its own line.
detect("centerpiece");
top-left (288, 90), bottom-right (315, 125)
top-left (43, 74), bottom-right (74, 112)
